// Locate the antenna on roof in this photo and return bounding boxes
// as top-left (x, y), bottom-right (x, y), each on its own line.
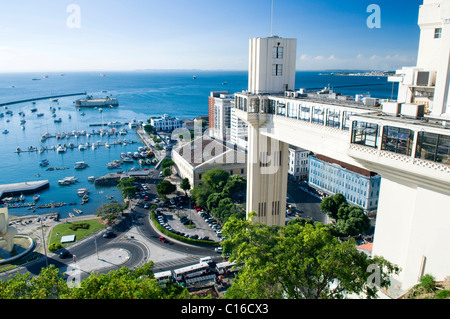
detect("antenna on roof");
top-left (271, 0), bottom-right (274, 37)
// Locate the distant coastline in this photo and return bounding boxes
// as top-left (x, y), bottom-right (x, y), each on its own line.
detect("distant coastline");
top-left (320, 71), bottom-right (395, 77)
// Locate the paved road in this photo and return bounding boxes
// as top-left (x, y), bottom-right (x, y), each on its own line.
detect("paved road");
top-left (286, 181), bottom-right (328, 224)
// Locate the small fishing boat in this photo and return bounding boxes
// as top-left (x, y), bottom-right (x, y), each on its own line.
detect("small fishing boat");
top-left (74, 161), bottom-right (88, 169)
top-left (33, 194), bottom-right (40, 202)
top-left (77, 188), bottom-right (89, 197)
top-left (40, 159), bottom-right (49, 167)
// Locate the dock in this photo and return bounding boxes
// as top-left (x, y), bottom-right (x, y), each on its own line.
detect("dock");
top-left (0, 180), bottom-right (50, 199)
top-left (0, 92), bottom-right (87, 107)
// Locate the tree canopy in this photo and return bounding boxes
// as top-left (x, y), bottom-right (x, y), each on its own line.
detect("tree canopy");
top-left (222, 215), bottom-right (400, 299)
top-left (201, 168), bottom-right (230, 193)
top-left (180, 177), bottom-right (191, 195)
top-left (320, 193), bottom-right (371, 237)
top-left (0, 263), bottom-right (191, 299)
top-left (156, 180), bottom-right (177, 198)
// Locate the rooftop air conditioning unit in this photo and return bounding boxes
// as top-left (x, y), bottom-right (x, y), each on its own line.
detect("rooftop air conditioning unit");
top-left (416, 71), bottom-right (436, 87)
top-left (382, 102), bottom-right (402, 116)
top-left (400, 103), bottom-right (425, 119)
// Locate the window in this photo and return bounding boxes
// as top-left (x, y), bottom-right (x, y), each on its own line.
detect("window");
top-left (272, 64), bottom-right (283, 76)
top-left (326, 109), bottom-right (341, 128)
top-left (273, 46), bottom-right (284, 59)
top-left (415, 132), bottom-right (450, 164)
top-left (434, 28), bottom-right (442, 39)
top-left (381, 126), bottom-right (414, 156)
top-left (351, 121), bottom-right (379, 148)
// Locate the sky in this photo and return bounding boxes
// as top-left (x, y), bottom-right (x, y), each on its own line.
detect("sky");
top-left (0, 0), bottom-right (423, 72)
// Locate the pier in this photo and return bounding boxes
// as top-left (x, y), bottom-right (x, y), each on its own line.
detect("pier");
top-left (0, 180), bottom-right (50, 199)
top-left (0, 92), bottom-right (87, 107)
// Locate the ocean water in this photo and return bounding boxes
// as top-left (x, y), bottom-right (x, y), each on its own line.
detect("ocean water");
top-left (0, 70), bottom-right (397, 218)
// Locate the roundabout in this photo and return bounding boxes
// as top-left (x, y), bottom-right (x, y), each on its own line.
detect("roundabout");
top-left (0, 235), bottom-right (35, 265)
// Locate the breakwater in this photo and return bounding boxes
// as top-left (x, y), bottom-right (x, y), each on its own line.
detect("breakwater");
top-left (0, 92), bottom-right (87, 107)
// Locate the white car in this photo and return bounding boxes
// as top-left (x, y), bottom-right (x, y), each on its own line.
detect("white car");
top-left (215, 247), bottom-right (223, 253)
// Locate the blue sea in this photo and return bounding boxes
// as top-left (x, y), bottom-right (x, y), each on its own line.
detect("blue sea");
top-left (0, 70), bottom-right (397, 218)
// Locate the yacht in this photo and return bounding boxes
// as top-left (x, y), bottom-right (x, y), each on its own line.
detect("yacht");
top-left (56, 145), bottom-right (66, 153)
top-left (78, 144), bottom-right (86, 151)
top-left (33, 194), bottom-right (40, 202)
top-left (58, 176), bottom-right (78, 185)
top-left (122, 156), bottom-right (134, 163)
top-left (88, 176), bottom-right (96, 182)
top-left (39, 159), bottom-right (49, 167)
top-left (74, 161), bottom-right (88, 169)
top-left (77, 188), bottom-right (89, 197)
top-left (105, 142), bottom-right (111, 148)
top-left (107, 160), bottom-right (121, 169)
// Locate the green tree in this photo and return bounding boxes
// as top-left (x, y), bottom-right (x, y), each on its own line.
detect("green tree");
top-left (156, 180), bottom-right (176, 199)
top-left (190, 185), bottom-right (212, 208)
top-left (222, 175), bottom-right (246, 199)
top-left (211, 198), bottom-right (245, 223)
top-left (320, 193), bottom-right (347, 220)
top-left (201, 168), bottom-right (230, 193)
top-left (222, 216), bottom-right (400, 299)
top-left (0, 265), bottom-right (69, 299)
top-left (334, 204), bottom-right (371, 237)
top-left (0, 262), bottom-right (192, 299)
top-left (96, 202), bottom-right (125, 222)
top-left (180, 177), bottom-right (191, 195)
top-left (162, 167), bottom-right (172, 177)
top-left (143, 123), bottom-right (155, 135)
top-left (206, 192), bottom-right (227, 212)
top-left (160, 158), bottom-right (175, 170)
top-left (117, 177), bottom-right (137, 199)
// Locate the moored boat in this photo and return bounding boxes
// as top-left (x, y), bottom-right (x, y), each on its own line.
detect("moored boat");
top-left (74, 161), bottom-right (88, 169)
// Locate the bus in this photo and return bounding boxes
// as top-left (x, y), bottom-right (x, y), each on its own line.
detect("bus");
top-left (154, 270), bottom-right (173, 285)
top-left (173, 262), bottom-right (210, 281)
top-left (215, 261), bottom-right (242, 275)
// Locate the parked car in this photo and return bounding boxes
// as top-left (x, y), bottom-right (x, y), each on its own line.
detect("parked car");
top-left (159, 236), bottom-right (168, 243)
top-left (215, 247), bottom-right (223, 253)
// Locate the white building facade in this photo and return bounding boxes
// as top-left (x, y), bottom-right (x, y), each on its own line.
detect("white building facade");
top-left (389, 0), bottom-right (450, 117)
top-left (288, 146), bottom-right (309, 182)
top-left (230, 107), bottom-right (249, 150)
top-left (213, 93), bottom-right (234, 141)
top-left (308, 154), bottom-right (381, 213)
top-left (151, 114), bottom-right (182, 132)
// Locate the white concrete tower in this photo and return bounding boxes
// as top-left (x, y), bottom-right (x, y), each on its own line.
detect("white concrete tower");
top-left (391, 0), bottom-right (450, 117)
top-left (248, 37), bottom-right (297, 94)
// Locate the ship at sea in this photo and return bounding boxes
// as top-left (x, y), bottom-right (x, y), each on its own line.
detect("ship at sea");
top-left (75, 96), bottom-right (119, 108)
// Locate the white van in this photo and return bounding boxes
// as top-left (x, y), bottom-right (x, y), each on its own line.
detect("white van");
top-left (199, 256), bottom-right (213, 264)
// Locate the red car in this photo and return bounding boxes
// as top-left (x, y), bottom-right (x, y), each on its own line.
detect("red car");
top-left (159, 236), bottom-right (167, 243)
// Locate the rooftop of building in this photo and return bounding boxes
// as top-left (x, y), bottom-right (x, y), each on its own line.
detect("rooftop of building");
top-left (235, 89), bottom-right (380, 111)
top-left (174, 136), bottom-right (246, 168)
top-left (312, 154), bottom-right (378, 177)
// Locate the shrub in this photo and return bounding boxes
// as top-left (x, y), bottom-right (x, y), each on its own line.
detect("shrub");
top-left (49, 243), bottom-right (62, 252)
top-left (68, 223), bottom-right (90, 231)
top-left (419, 274), bottom-right (436, 293)
top-left (435, 289), bottom-right (450, 299)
